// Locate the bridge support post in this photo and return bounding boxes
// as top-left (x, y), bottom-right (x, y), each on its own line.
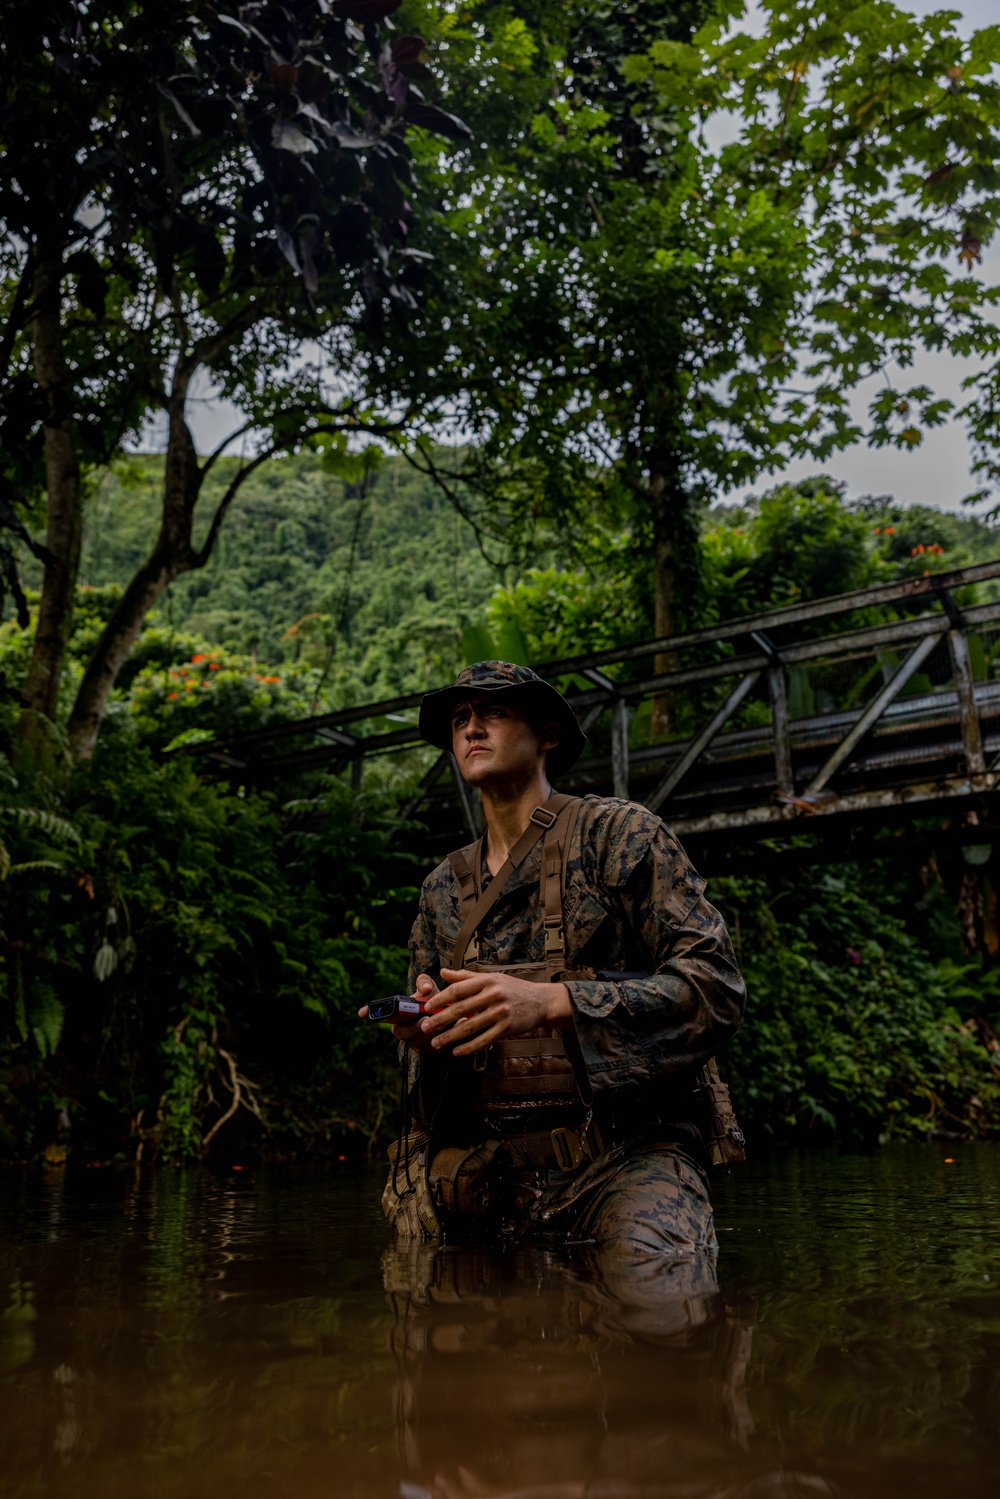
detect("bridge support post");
top-left (647, 670), bottom-right (761, 814)
top-left (948, 628), bottom-right (986, 775)
top-left (612, 698), bottom-right (630, 800)
top-left (767, 665), bottom-right (793, 794)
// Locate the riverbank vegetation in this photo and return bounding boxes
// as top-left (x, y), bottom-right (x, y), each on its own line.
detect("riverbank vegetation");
top-left (3, 1), bottom-right (1000, 1163)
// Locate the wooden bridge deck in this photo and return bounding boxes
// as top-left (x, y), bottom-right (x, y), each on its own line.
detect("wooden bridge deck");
top-left (183, 557), bottom-right (1000, 870)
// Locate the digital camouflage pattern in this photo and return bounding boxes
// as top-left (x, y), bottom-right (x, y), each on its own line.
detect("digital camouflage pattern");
top-left (403, 794), bottom-right (746, 1249)
top-left (571, 1143), bottom-right (718, 1254)
top-left (454, 660), bottom-right (540, 687)
top-left (408, 793), bottom-right (745, 1099)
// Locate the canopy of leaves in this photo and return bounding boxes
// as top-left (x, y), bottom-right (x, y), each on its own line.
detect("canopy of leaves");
top-left (0, 0), bottom-right (468, 581)
top-left (378, 0), bottom-right (1000, 608)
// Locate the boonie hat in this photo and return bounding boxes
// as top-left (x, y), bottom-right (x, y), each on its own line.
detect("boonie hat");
top-left (419, 661), bottom-right (587, 778)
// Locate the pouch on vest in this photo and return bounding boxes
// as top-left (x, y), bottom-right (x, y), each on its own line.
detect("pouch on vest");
top-left (693, 1057), bottom-right (746, 1168)
top-left (428, 1138), bottom-right (502, 1220)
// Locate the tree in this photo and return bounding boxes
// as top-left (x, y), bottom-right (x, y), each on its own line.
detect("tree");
top-left (0, 0), bottom-right (467, 757)
top-left (381, 0), bottom-right (1000, 732)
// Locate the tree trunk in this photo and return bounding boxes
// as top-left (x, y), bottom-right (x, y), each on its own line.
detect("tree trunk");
top-left (19, 254), bottom-right (82, 740)
top-left (648, 463), bottom-right (706, 741)
top-left (65, 388), bottom-right (199, 760)
top-left (65, 552), bottom-right (179, 759)
top-left (650, 470), bottom-right (682, 743)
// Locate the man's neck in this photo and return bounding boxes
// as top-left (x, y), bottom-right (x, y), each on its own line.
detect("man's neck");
top-left (480, 772), bottom-right (553, 873)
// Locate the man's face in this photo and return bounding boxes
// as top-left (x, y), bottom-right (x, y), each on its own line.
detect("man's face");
top-left (450, 695), bottom-right (558, 787)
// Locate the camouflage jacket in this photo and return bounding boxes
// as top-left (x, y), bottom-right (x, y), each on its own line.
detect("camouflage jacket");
top-left (407, 795), bottom-right (746, 1122)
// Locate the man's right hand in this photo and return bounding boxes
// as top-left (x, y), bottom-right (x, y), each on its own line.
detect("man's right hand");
top-left (357, 973), bottom-right (441, 1050)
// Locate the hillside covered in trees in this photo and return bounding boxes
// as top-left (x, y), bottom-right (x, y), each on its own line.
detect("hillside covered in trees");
top-left (64, 452), bottom-right (1000, 703)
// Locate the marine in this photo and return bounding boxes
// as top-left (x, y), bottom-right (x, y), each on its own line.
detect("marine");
top-left (361, 661), bottom-right (747, 1256)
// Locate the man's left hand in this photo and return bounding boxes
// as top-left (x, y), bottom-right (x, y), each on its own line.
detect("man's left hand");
top-left (420, 967), bottom-right (572, 1056)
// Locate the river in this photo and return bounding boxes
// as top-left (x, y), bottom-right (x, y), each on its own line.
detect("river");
top-left (1, 1145), bottom-right (998, 1498)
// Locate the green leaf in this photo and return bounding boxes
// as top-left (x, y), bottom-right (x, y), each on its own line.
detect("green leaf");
top-left (28, 987), bottom-right (65, 1059)
top-left (461, 625), bottom-right (496, 664)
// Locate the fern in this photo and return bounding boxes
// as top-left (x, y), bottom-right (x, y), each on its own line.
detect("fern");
top-left (0, 807), bottom-right (81, 847)
top-left (4, 859), bottom-right (67, 881)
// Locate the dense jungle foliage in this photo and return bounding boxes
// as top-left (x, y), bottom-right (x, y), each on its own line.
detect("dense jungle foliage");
top-left (3, 454), bottom-right (1000, 1164)
top-left (3, 1), bottom-right (1000, 1179)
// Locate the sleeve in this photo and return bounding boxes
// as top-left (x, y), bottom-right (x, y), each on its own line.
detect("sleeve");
top-left (407, 891), bottom-right (443, 994)
top-left (403, 882), bottom-right (451, 1128)
top-left (563, 814), bottom-right (746, 1099)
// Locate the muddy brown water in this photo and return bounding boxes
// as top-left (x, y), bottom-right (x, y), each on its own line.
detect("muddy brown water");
top-left (1, 1146), bottom-right (998, 1499)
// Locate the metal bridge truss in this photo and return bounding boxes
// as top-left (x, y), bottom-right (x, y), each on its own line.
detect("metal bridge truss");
top-left (184, 558), bottom-right (1000, 869)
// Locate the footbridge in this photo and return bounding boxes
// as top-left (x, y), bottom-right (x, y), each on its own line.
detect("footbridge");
top-left (184, 558), bottom-right (1000, 872)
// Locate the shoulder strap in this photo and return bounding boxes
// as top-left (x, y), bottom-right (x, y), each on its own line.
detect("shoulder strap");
top-left (449, 794), bottom-right (576, 969)
top-left (540, 795), bottom-right (583, 962)
top-left (448, 838), bottom-right (483, 909)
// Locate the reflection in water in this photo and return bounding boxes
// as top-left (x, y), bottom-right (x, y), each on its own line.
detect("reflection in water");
top-left (382, 1241), bottom-right (826, 1499)
top-left (0, 1148), bottom-right (998, 1498)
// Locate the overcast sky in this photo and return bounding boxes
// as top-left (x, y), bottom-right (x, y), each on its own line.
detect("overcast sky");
top-left (739, 0), bottom-right (998, 512)
top-left (179, 1), bottom-right (998, 515)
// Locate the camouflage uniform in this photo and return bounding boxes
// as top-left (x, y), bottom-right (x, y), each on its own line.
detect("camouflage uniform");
top-left (406, 793), bottom-right (746, 1254)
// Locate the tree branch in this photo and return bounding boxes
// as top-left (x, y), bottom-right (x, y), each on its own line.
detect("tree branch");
top-left (199, 420), bottom-right (262, 478)
top-left (192, 445), bottom-right (280, 568)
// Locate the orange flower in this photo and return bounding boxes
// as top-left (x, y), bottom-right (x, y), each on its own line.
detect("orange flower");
top-left (169, 692), bottom-right (178, 699)
top-left (191, 653), bottom-right (206, 663)
top-left (885, 526), bottom-right (896, 534)
top-left (208, 662), bottom-right (222, 670)
top-left (873, 526), bottom-right (881, 534)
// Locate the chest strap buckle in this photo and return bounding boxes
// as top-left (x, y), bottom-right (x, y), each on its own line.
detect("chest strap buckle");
top-left (543, 915), bottom-right (565, 955)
